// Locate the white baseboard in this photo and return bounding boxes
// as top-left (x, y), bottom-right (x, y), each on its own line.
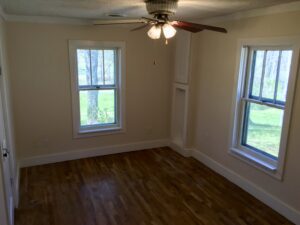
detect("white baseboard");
top-left (19, 139), bottom-right (169, 168)
top-left (189, 149), bottom-right (300, 225)
top-left (168, 141), bottom-right (192, 157)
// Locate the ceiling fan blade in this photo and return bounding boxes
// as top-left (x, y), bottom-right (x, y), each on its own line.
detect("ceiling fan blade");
top-left (171, 21), bottom-right (227, 33)
top-left (93, 19), bottom-right (146, 25)
top-left (131, 24), bottom-right (151, 31)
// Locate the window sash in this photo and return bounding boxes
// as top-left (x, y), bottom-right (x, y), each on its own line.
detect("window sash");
top-left (245, 48), bottom-right (291, 106)
top-left (240, 100), bottom-right (281, 160)
top-left (239, 47), bottom-right (290, 161)
top-left (78, 88), bottom-right (118, 127)
top-left (236, 99), bottom-right (280, 168)
top-left (77, 48), bottom-right (118, 87)
top-left (241, 98), bottom-right (285, 110)
top-left (76, 48), bottom-right (119, 131)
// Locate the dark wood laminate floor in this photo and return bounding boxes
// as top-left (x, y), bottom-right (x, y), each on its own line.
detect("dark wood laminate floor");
top-left (16, 147), bottom-right (293, 225)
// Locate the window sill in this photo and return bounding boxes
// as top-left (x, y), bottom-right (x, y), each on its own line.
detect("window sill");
top-left (74, 127), bottom-right (125, 139)
top-left (229, 147), bottom-right (282, 180)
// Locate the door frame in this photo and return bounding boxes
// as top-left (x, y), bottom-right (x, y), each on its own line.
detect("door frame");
top-left (0, 165), bottom-right (9, 225)
top-left (0, 89), bottom-right (14, 225)
top-left (0, 23), bottom-right (16, 225)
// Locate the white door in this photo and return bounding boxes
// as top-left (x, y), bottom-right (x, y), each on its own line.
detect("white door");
top-left (0, 63), bottom-right (14, 225)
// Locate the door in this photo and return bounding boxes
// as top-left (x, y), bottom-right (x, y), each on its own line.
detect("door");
top-left (0, 63), bottom-right (14, 225)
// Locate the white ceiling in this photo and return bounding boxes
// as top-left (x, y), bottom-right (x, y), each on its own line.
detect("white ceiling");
top-left (0, 0), bottom-right (298, 20)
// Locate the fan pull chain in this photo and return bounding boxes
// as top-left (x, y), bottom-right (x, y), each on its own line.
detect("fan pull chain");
top-left (165, 39), bottom-right (168, 45)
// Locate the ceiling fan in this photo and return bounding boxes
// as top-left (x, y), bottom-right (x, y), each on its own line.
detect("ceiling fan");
top-left (93, 0), bottom-right (227, 43)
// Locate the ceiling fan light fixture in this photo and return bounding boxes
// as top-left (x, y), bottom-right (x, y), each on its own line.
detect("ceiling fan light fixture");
top-left (147, 25), bottom-right (162, 39)
top-left (162, 23), bottom-right (176, 39)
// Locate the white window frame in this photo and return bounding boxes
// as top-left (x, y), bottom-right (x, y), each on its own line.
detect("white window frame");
top-left (69, 40), bottom-right (126, 138)
top-left (230, 37), bottom-right (300, 179)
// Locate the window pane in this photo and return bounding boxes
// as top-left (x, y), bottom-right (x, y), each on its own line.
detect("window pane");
top-left (98, 89), bottom-right (116, 124)
top-left (104, 50), bottom-right (115, 85)
top-left (261, 51), bottom-right (280, 100)
top-left (77, 49), bottom-right (91, 86)
top-left (91, 50), bottom-right (104, 85)
top-left (250, 50), bottom-right (264, 98)
top-left (242, 103), bottom-right (284, 158)
top-left (276, 50), bottom-right (292, 103)
top-left (79, 90), bottom-right (116, 126)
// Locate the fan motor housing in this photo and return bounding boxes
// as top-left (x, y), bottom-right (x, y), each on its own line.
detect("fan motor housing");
top-left (145, 0), bottom-right (178, 15)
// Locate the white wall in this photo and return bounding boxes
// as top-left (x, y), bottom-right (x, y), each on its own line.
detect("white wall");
top-left (189, 10), bottom-right (300, 214)
top-left (6, 22), bottom-right (172, 160)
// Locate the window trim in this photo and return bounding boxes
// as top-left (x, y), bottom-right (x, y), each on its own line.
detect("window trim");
top-left (229, 37), bottom-right (300, 179)
top-left (69, 40), bottom-right (126, 138)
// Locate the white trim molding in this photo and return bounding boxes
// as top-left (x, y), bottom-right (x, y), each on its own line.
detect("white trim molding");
top-left (169, 141), bottom-right (191, 157)
top-left (170, 83), bottom-right (189, 148)
top-left (19, 139), bottom-right (169, 168)
top-left (171, 146), bottom-right (300, 225)
top-left (0, 166), bottom-right (9, 225)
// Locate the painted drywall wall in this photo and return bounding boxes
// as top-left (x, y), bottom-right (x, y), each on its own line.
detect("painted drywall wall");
top-left (6, 22), bottom-right (172, 159)
top-left (190, 10), bottom-right (300, 212)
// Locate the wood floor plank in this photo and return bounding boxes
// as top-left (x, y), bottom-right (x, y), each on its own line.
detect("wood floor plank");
top-left (15, 147), bottom-right (294, 225)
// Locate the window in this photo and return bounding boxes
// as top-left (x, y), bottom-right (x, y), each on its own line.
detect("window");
top-left (69, 41), bottom-right (125, 137)
top-left (231, 39), bottom-right (299, 178)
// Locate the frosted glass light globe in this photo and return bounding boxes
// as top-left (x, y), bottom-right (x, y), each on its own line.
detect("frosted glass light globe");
top-left (147, 25), bottom-right (162, 39)
top-left (162, 23), bottom-right (176, 39)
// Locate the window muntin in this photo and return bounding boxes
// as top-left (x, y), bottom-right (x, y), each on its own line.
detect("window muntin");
top-left (240, 48), bottom-right (293, 160)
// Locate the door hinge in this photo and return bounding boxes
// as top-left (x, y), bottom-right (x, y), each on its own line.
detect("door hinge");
top-left (1, 140), bottom-right (9, 158)
top-left (1, 146), bottom-right (9, 158)
top-left (2, 150), bottom-right (9, 158)
top-left (0, 66), bottom-right (2, 76)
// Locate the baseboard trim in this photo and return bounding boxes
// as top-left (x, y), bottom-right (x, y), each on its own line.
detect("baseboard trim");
top-left (19, 139), bottom-right (169, 168)
top-left (189, 149), bottom-right (300, 225)
top-left (168, 141), bottom-right (192, 157)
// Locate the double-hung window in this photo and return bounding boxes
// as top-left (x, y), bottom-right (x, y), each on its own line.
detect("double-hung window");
top-left (69, 41), bottom-right (125, 137)
top-left (231, 39), bottom-right (299, 178)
